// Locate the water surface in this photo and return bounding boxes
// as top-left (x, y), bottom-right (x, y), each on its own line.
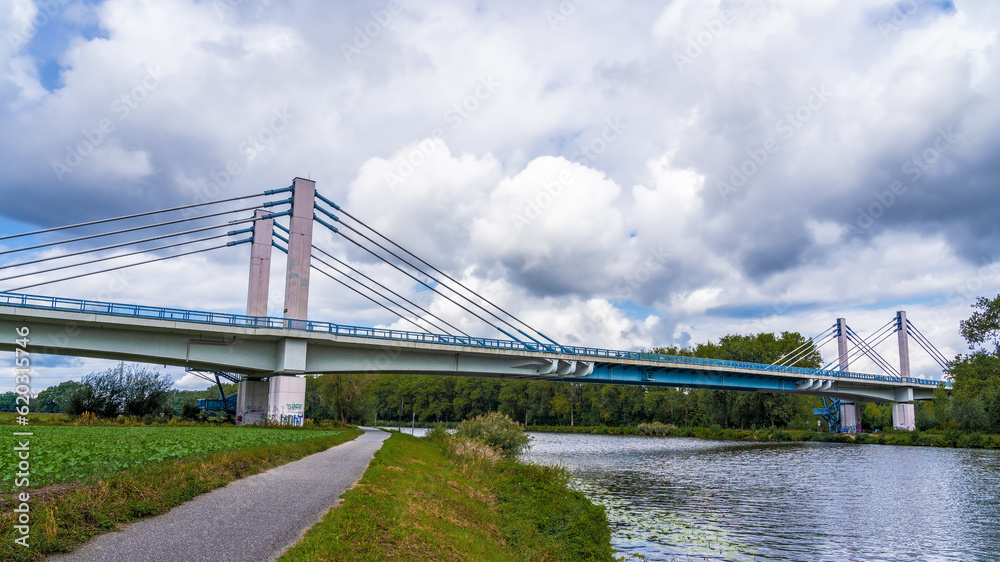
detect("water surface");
top-left (523, 433), bottom-right (1000, 561)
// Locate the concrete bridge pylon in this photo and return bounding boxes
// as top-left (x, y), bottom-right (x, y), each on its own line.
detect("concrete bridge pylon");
top-left (837, 318), bottom-right (863, 433)
top-left (892, 310), bottom-right (916, 430)
top-left (236, 177), bottom-right (314, 425)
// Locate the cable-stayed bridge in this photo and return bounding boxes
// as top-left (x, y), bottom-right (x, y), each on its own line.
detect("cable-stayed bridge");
top-left (0, 178), bottom-right (947, 430)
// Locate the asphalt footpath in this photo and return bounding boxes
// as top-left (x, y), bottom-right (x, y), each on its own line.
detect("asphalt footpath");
top-left (49, 427), bottom-right (390, 562)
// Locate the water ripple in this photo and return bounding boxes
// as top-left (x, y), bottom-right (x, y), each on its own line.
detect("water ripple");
top-left (523, 433), bottom-right (1000, 561)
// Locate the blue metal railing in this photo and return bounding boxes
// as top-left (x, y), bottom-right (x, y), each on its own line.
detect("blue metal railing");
top-left (0, 291), bottom-right (949, 388)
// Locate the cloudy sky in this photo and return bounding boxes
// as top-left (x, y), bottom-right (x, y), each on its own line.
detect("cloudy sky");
top-left (1, 0), bottom-right (998, 391)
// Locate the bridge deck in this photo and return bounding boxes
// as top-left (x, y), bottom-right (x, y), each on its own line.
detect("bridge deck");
top-left (0, 292), bottom-right (945, 402)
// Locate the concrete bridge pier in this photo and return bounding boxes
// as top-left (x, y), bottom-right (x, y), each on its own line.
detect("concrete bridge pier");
top-left (840, 402), bottom-right (862, 433)
top-left (236, 178), bottom-right (314, 426)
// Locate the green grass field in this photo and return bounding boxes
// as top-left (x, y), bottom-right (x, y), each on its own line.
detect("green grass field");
top-left (1, 423), bottom-right (362, 561)
top-left (1, 425), bottom-right (352, 490)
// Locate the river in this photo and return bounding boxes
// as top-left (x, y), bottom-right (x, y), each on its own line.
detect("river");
top-left (521, 432), bottom-right (1000, 561)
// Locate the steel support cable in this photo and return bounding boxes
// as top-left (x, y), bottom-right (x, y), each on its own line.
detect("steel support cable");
top-left (333, 230), bottom-right (523, 343)
top-left (0, 217), bottom-right (258, 271)
top-left (905, 322), bottom-right (946, 364)
top-left (310, 251), bottom-right (458, 336)
top-left (779, 331), bottom-right (839, 367)
top-left (0, 192), bottom-right (268, 243)
top-left (841, 317), bottom-right (896, 364)
top-left (772, 325), bottom-right (836, 366)
top-left (0, 232), bottom-right (231, 284)
top-left (324, 201), bottom-right (559, 346)
top-left (0, 203), bottom-right (271, 258)
top-left (775, 333), bottom-right (829, 367)
top-left (909, 333), bottom-right (950, 371)
top-left (333, 222), bottom-right (544, 347)
top-left (909, 335), bottom-right (949, 371)
top-left (312, 244), bottom-right (469, 337)
top-left (846, 326), bottom-right (900, 376)
top-left (822, 323), bottom-right (896, 371)
top-left (308, 258), bottom-right (431, 334)
top-left (824, 325), bottom-right (891, 371)
top-left (772, 332), bottom-right (823, 366)
top-left (906, 321), bottom-right (950, 368)
top-left (841, 322), bottom-right (896, 366)
top-left (844, 326), bottom-right (899, 374)
top-left (850, 323), bottom-right (900, 368)
top-left (7, 243), bottom-right (227, 292)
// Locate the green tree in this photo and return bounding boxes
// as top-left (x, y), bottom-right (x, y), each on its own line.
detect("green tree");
top-left (34, 381), bottom-right (85, 413)
top-left (949, 294), bottom-right (1000, 433)
top-left (66, 364), bottom-right (173, 418)
top-left (309, 373), bottom-right (376, 423)
top-left (654, 331), bottom-right (820, 428)
top-left (960, 294), bottom-right (1000, 354)
top-left (0, 391), bottom-right (17, 412)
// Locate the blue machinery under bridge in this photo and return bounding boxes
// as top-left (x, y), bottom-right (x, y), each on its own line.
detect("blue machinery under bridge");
top-left (0, 178), bottom-right (948, 429)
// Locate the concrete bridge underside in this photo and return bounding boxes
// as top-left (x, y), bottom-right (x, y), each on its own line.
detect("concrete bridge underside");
top-left (0, 306), bottom-right (934, 404)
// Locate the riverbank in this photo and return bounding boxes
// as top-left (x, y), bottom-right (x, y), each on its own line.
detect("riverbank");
top-left (525, 423), bottom-right (1000, 449)
top-left (280, 431), bottom-right (615, 561)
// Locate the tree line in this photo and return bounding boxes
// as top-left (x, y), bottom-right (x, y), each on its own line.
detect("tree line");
top-left (6, 294), bottom-right (998, 434)
top-left (306, 295), bottom-right (1000, 434)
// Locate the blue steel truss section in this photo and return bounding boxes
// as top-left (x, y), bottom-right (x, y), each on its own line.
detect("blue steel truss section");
top-left (0, 291), bottom-right (948, 389)
top-left (813, 397), bottom-right (842, 433)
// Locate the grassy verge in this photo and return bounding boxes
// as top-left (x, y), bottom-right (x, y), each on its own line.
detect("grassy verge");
top-left (280, 432), bottom-right (614, 561)
top-left (1, 427), bottom-right (362, 561)
top-left (526, 423), bottom-right (1000, 449)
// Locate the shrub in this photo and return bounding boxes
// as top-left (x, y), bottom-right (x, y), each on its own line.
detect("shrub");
top-left (446, 436), bottom-right (502, 467)
top-left (425, 424), bottom-right (450, 443)
top-left (637, 422), bottom-right (678, 436)
top-left (179, 403), bottom-right (203, 421)
top-left (454, 412), bottom-right (530, 459)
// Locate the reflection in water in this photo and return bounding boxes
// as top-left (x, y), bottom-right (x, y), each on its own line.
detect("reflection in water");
top-left (522, 433), bottom-right (1000, 561)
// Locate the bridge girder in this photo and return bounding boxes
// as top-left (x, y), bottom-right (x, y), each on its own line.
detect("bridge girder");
top-left (0, 306), bottom-right (935, 403)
